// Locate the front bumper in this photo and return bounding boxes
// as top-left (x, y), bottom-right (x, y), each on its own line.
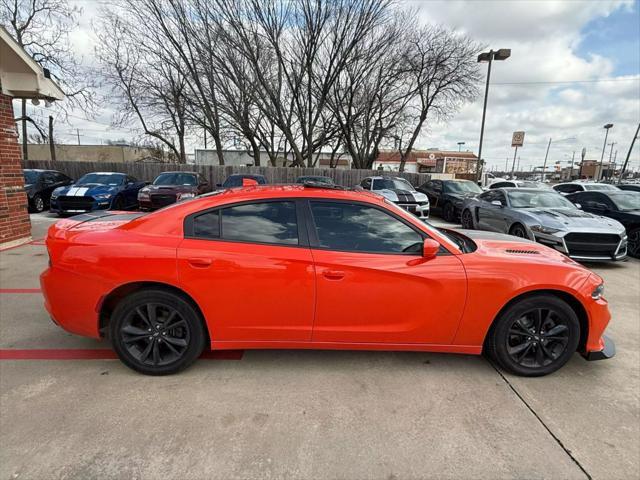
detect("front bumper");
top-left (582, 334), bottom-right (616, 361)
top-left (532, 231), bottom-right (627, 262)
top-left (50, 197), bottom-right (112, 214)
top-left (396, 202), bottom-right (430, 219)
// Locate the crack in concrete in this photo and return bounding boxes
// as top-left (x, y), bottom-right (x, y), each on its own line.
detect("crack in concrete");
top-left (489, 361), bottom-right (592, 480)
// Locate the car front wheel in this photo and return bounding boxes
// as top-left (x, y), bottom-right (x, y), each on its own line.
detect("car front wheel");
top-left (628, 228), bottom-right (640, 258)
top-left (461, 209), bottom-right (474, 229)
top-left (485, 295), bottom-right (580, 377)
top-left (110, 289), bottom-right (206, 375)
top-left (30, 194), bottom-right (45, 213)
top-left (443, 202), bottom-right (456, 222)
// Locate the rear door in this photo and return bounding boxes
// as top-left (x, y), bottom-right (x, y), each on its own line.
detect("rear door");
top-left (177, 199), bottom-right (316, 343)
top-left (306, 199), bottom-right (466, 345)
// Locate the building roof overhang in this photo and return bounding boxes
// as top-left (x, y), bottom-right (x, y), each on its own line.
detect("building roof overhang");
top-left (0, 26), bottom-right (65, 101)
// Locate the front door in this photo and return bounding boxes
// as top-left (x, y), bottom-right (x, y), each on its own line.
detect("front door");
top-left (177, 200), bottom-right (315, 343)
top-left (307, 200), bottom-right (467, 345)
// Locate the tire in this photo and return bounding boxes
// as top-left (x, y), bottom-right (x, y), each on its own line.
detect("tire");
top-left (111, 195), bottom-right (125, 210)
top-left (510, 223), bottom-right (528, 239)
top-left (110, 289), bottom-right (206, 375)
top-left (627, 228), bottom-right (640, 258)
top-left (443, 202), bottom-right (455, 222)
top-left (30, 194), bottom-right (45, 213)
top-left (461, 209), bottom-right (474, 230)
top-left (485, 294), bottom-right (580, 377)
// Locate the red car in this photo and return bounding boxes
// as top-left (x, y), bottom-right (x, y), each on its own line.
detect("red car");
top-left (41, 185), bottom-right (615, 376)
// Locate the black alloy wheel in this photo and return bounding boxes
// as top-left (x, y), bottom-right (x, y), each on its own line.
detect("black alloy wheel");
top-left (443, 202), bottom-right (455, 223)
top-left (461, 209), bottom-right (474, 229)
top-left (486, 295), bottom-right (580, 377)
top-left (31, 194), bottom-right (45, 213)
top-left (510, 224), bottom-right (528, 239)
top-left (111, 195), bottom-right (125, 210)
top-left (628, 228), bottom-right (640, 258)
top-left (110, 289), bottom-right (205, 375)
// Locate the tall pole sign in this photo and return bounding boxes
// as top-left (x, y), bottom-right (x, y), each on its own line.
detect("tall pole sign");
top-left (578, 147), bottom-right (586, 179)
top-left (510, 131), bottom-right (525, 178)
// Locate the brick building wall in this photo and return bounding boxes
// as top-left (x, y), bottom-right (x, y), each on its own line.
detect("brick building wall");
top-left (0, 93), bottom-right (31, 247)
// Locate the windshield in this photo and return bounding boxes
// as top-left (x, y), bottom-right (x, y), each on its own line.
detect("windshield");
top-left (609, 193), bottom-right (640, 211)
top-left (76, 173), bottom-right (124, 186)
top-left (372, 178), bottom-right (414, 191)
top-left (584, 184), bottom-right (619, 191)
top-left (507, 190), bottom-right (576, 209)
top-left (297, 176), bottom-right (334, 184)
top-left (444, 180), bottom-right (482, 194)
top-left (23, 170), bottom-right (38, 184)
top-left (153, 172), bottom-right (197, 186)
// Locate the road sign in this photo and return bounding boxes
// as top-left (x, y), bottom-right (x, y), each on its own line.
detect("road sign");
top-left (512, 131), bottom-right (525, 147)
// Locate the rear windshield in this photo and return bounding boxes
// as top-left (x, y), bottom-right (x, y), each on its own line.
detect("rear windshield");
top-left (223, 175), bottom-right (267, 187)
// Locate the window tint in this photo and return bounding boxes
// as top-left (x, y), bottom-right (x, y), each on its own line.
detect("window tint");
top-left (222, 201), bottom-right (298, 245)
top-left (42, 172), bottom-right (57, 184)
top-left (490, 182), bottom-right (511, 189)
top-left (555, 184), bottom-right (581, 193)
top-left (361, 178), bottom-right (372, 189)
top-left (310, 201), bottom-right (423, 254)
top-left (193, 210), bottom-right (220, 238)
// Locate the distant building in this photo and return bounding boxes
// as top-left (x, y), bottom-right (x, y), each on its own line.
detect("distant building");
top-left (26, 144), bottom-right (162, 163)
top-left (373, 149), bottom-right (478, 174)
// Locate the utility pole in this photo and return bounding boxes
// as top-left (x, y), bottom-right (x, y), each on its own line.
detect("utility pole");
top-left (541, 138), bottom-right (552, 182)
top-left (76, 129), bottom-right (81, 146)
top-left (618, 123), bottom-right (640, 184)
top-left (579, 147), bottom-right (586, 179)
top-left (48, 116), bottom-right (56, 162)
top-left (21, 99), bottom-right (28, 161)
top-left (606, 142), bottom-right (616, 180)
top-left (599, 124), bottom-right (613, 180)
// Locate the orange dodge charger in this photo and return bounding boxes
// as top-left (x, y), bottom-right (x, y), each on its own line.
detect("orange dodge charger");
top-left (41, 184), bottom-right (615, 376)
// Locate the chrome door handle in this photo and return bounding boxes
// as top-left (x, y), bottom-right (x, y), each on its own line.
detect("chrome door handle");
top-left (187, 258), bottom-right (212, 268)
top-left (322, 269), bottom-right (345, 280)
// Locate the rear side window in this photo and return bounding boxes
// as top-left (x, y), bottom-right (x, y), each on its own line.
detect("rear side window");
top-left (193, 210), bottom-right (220, 238)
top-left (490, 182), bottom-right (512, 189)
top-left (190, 201), bottom-right (298, 245)
top-left (222, 201), bottom-right (298, 245)
top-left (310, 201), bottom-right (423, 254)
top-left (555, 184), bottom-right (581, 193)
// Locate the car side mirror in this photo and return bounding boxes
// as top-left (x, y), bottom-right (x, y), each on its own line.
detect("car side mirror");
top-left (422, 238), bottom-right (440, 259)
top-left (491, 200), bottom-right (503, 207)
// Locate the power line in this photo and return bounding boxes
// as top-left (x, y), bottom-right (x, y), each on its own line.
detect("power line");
top-left (493, 78), bottom-right (640, 86)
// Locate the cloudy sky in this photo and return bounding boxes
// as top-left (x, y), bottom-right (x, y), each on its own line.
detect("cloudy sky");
top-left (21, 0), bottom-right (640, 172)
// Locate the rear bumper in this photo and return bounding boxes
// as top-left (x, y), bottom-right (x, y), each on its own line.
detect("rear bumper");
top-left (582, 334), bottom-right (616, 361)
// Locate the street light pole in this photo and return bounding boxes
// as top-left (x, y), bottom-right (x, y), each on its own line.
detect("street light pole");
top-left (618, 123), bottom-right (640, 184)
top-left (541, 138), bottom-right (552, 182)
top-left (599, 123), bottom-right (613, 180)
top-left (475, 48), bottom-right (511, 183)
top-left (457, 141), bottom-right (465, 152)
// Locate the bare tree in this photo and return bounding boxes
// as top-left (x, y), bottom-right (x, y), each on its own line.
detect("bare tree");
top-left (394, 26), bottom-right (481, 171)
top-left (96, 12), bottom-right (189, 162)
top-left (1, 0), bottom-right (98, 159)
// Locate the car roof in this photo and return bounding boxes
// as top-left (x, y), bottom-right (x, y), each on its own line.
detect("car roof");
top-left (365, 176), bottom-right (407, 180)
top-left (157, 171), bottom-right (198, 175)
top-left (492, 187), bottom-right (556, 193)
top-left (84, 171), bottom-right (126, 175)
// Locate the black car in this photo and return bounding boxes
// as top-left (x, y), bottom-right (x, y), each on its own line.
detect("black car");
top-left (23, 169), bottom-right (73, 213)
top-left (417, 179), bottom-right (483, 222)
top-left (566, 190), bottom-right (640, 258)
top-left (618, 184), bottom-right (640, 193)
top-left (218, 174), bottom-right (268, 189)
top-left (138, 171), bottom-right (211, 210)
top-left (296, 175), bottom-right (335, 185)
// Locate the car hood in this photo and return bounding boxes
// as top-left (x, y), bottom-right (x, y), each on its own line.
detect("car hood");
top-left (449, 192), bottom-right (480, 202)
top-left (143, 185), bottom-right (197, 194)
top-left (376, 189), bottom-right (429, 203)
top-left (455, 229), bottom-right (584, 266)
top-left (523, 207), bottom-right (625, 233)
top-left (55, 183), bottom-right (120, 197)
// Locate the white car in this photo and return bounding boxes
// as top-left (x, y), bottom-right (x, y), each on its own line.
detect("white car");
top-left (553, 182), bottom-right (620, 195)
top-left (360, 176), bottom-right (430, 219)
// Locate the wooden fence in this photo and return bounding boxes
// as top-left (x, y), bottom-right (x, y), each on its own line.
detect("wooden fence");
top-left (23, 160), bottom-right (432, 188)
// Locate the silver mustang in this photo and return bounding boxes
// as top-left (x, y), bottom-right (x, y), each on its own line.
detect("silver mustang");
top-left (460, 188), bottom-right (627, 262)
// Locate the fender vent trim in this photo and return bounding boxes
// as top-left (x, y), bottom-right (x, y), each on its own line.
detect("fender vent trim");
top-left (505, 249), bottom-right (540, 255)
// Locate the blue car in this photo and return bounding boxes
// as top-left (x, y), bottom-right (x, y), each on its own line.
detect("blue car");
top-left (50, 172), bottom-right (146, 216)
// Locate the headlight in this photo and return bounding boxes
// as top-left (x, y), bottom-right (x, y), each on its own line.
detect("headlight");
top-left (530, 225), bottom-right (561, 234)
top-left (591, 283), bottom-right (605, 300)
top-left (177, 192), bottom-right (195, 201)
top-left (138, 190), bottom-right (150, 199)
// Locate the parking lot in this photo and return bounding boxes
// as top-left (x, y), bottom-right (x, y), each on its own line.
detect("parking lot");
top-left (0, 212), bottom-right (638, 480)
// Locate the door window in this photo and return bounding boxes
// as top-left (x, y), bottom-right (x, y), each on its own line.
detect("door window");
top-left (310, 201), bottom-right (423, 254)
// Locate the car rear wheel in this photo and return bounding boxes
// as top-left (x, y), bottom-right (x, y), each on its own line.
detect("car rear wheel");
top-left (110, 289), bottom-right (206, 375)
top-left (486, 295), bottom-right (580, 377)
top-left (509, 223), bottom-right (528, 239)
top-left (31, 194), bottom-right (45, 213)
top-left (628, 228), bottom-right (640, 258)
top-left (461, 209), bottom-right (474, 229)
top-left (443, 202), bottom-right (455, 222)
